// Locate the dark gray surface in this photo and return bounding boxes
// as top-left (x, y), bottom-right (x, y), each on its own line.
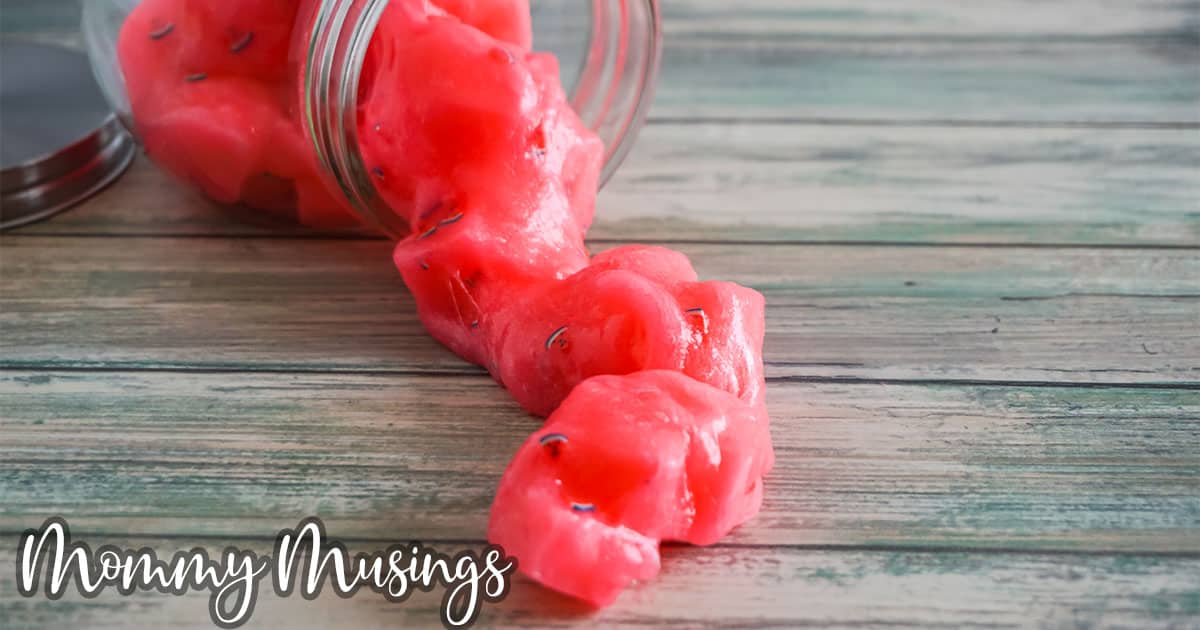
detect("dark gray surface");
top-left (0, 40), bottom-right (111, 167)
top-left (0, 38), bottom-right (133, 230)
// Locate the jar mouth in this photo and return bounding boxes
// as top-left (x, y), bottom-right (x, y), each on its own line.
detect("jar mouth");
top-left (302, 0), bottom-right (396, 235)
top-left (303, 0), bottom-right (662, 240)
top-left (575, 0), bottom-right (663, 187)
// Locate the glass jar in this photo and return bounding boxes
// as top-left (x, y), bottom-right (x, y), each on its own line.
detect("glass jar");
top-left (82, 0), bottom-right (662, 236)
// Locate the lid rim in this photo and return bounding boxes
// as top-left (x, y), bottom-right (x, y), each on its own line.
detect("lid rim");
top-left (0, 116), bottom-right (136, 232)
top-left (0, 39), bottom-right (136, 232)
top-left (0, 114), bottom-right (128, 191)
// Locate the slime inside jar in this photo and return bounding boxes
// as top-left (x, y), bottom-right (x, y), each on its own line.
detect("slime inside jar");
top-left (357, 1), bottom-right (602, 239)
top-left (118, 0), bottom-right (772, 608)
top-left (117, 0), bottom-right (549, 225)
top-left (119, 0), bottom-right (352, 226)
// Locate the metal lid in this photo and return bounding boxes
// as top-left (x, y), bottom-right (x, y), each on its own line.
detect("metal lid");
top-left (1, 40), bottom-right (135, 231)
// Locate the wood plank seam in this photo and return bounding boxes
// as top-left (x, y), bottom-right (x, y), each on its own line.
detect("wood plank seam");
top-left (3, 365), bottom-right (1197, 390)
top-left (7, 233), bottom-right (1200, 249)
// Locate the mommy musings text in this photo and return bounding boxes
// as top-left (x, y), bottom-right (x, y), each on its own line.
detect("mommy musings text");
top-left (15, 517), bottom-right (516, 628)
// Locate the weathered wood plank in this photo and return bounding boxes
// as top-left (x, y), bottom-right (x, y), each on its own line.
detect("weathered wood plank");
top-left (10, 0), bottom-right (1196, 39)
top-left (2, 539), bottom-right (1198, 629)
top-left (14, 122), bottom-right (1200, 244)
top-left (660, 0), bottom-right (1199, 38)
top-left (0, 1), bottom-right (79, 37)
top-left (3, 3), bottom-right (1195, 627)
top-left (2, 372), bottom-right (1197, 551)
top-left (7, 1), bottom-right (1198, 124)
top-left (12, 2), bottom-right (1199, 244)
top-left (2, 237), bottom-right (1196, 383)
top-left (648, 39), bottom-right (1200, 123)
top-left (590, 0), bottom-right (1200, 122)
top-left (603, 124), bottom-right (1200, 244)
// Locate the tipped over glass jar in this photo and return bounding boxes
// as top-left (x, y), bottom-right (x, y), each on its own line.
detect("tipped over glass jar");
top-left (82, 0), bottom-right (661, 235)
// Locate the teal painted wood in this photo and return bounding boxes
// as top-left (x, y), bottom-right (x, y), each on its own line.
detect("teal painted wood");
top-left (595, 0), bottom-right (1200, 122)
top-left (14, 123), bottom-right (1200, 244)
top-left (1, 0), bottom-right (1198, 627)
top-left (0, 1), bottom-right (79, 35)
top-left (6, 1), bottom-right (1199, 123)
top-left (600, 124), bottom-right (1200, 244)
top-left (2, 540), bottom-right (1197, 629)
top-left (7, 0), bottom-right (1198, 244)
top-left (2, 372), bottom-right (1197, 551)
top-left (663, 0), bottom-right (1197, 38)
top-left (2, 237), bottom-right (1196, 383)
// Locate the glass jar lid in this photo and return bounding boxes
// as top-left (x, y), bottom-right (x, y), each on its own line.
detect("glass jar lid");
top-left (0, 40), bottom-right (135, 231)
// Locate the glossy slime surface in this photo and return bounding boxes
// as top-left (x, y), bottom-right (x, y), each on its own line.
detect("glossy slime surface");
top-left (119, 0), bottom-right (356, 227)
top-left (119, 0), bottom-right (773, 606)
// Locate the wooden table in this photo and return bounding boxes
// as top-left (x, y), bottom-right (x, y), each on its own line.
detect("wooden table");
top-left (2, 1), bottom-right (1199, 627)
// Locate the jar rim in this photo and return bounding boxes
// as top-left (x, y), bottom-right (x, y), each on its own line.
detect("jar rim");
top-left (302, 0), bottom-right (663, 240)
top-left (302, 0), bottom-right (397, 235)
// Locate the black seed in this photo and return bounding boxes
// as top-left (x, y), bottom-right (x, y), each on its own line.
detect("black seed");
top-left (539, 433), bottom-right (568, 446)
top-left (545, 326), bottom-right (568, 351)
top-left (686, 307), bottom-right (705, 315)
top-left (540, 433), bottom-right (567, 458)
top-left (149, 23), bottom-right (175, 40)
top-left (470, 320), bottom-right (480, 329)
top-left (185, 73), bottom-right (208, 83)
top-left (371, 166), bottom-right (385, 179)
top-left (418, 226), bottom-right (438, 240)
top-left (438, 212), bottom-right (465, 226)
top-left (419, 261), bottom-right (430, 271)
top-left (571, 503), bottom-right (596, 513)
top-left (230, 32), bottom-right (255, 54)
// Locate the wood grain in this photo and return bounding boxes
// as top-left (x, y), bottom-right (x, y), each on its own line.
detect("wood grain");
top-left (2, 236), bottom-right (1196, 383)
top-left (2, 1), bottom-right (1198, 627)
top-left (603, 124), bottom-right (1200, 244)
top-left (13, 122), bottom-right (1199, 244)
top-left (9, 1), bottom-right (1197, 123)
top-left (3, 539), bottom-right (1198, 629)
top-left (10, 0), bottom-right (1199, 245)
top-left (662, 0), bottom-right (1198, 38)
top-left (3, 371), bottom-right (1197, 551)
top-left (592, 0), bottom-right (1200, 122)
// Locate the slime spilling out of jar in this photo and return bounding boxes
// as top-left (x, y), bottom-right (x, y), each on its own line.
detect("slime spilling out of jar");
top-left (118, 0), bottom-right (773, 607)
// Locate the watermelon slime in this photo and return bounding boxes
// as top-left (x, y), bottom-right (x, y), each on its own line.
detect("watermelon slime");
top-left (118, 0), bottom-right (354, 227)
top-left (361, 3), bottom-right (774, 606)
top-left (118, 0), bottom-right (773, 607)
